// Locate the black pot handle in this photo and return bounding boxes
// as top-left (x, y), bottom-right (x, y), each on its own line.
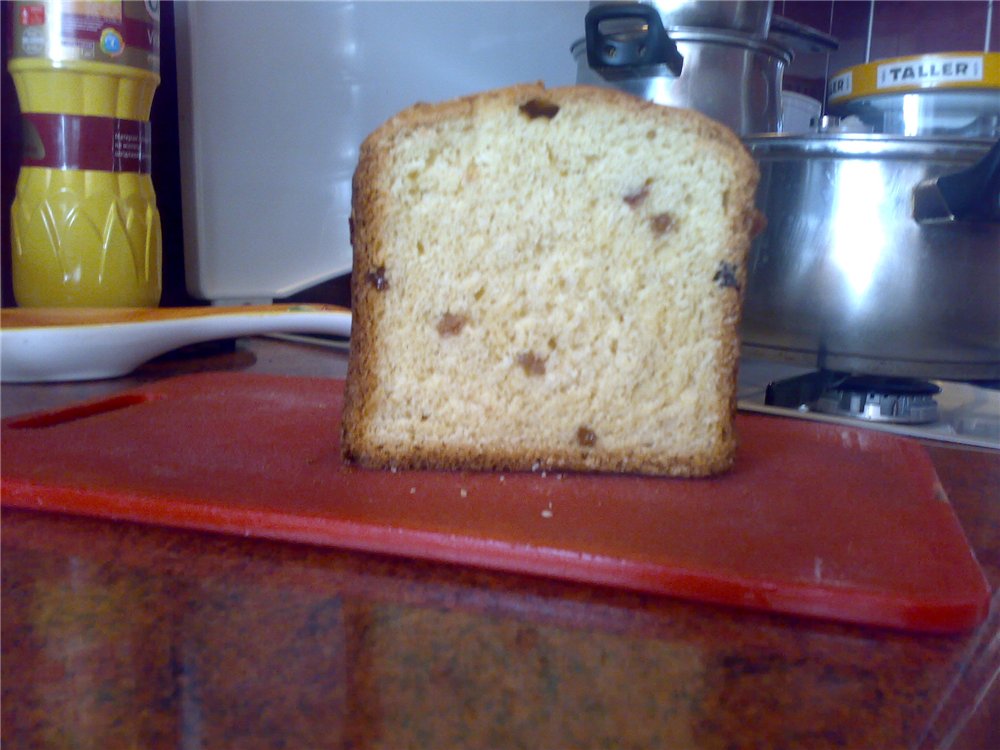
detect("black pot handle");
top-left (913, 138), bottom-right (1000, 224)
top-left (585, 3), bottom-right (683, 81)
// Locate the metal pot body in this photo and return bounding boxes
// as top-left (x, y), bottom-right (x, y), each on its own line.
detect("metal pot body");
top-left (572, 29), bottom-right (790, 135)
top-left (636, 0), bottom-right (773, 37)
top-left (741, 135), bottom-right (1000, 381)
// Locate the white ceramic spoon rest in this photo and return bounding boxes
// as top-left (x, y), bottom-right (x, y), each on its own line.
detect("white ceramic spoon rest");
top-left (0, 304), bottom-right (352, 383)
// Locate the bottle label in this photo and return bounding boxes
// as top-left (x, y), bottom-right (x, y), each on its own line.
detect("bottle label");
top-left (21, 113), bottom-right (151, 173)
top-left (11, 1), bottom-right (160, 74)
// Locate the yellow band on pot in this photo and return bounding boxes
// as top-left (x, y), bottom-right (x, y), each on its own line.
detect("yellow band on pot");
top-left (828, 52), bottom-right (1000, 102)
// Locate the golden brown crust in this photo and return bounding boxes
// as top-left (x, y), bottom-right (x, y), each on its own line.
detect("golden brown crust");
top-left (346, 443), bottom-right (733, 478)
top-left (340, 137), bottom-right (382, 459)
top-left (342, 82), bottom-right (760, 477)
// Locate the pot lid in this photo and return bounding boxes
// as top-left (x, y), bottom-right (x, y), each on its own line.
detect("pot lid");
top-left (570, 25), bottom-right (794, 61)
top-left (828, 52), bottom-right (1000, 104)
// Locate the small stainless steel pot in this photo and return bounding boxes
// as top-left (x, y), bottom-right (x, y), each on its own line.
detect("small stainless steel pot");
top-left (572, 26), bottom-right (792, 135)
top-left (741, 134), bottom-right (1000, 381)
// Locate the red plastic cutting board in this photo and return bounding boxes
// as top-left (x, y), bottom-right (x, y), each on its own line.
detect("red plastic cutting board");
top-left (1, 373), bottom-right (990, 633)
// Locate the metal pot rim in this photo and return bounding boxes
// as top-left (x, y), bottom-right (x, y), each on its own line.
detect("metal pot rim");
top-left (743, 133), bottom-right (999, 160)
top-left (570, 26), bottom-right (793, 62)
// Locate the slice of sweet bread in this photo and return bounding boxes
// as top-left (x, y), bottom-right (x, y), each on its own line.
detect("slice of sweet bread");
top-left (342, 83), bottom-right (761, 476)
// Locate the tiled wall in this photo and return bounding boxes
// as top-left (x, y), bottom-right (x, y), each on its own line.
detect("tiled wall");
top-left (779, 0), bottom-right (998, 105)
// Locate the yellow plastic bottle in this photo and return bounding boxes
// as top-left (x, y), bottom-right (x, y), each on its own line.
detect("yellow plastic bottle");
top-left (8, 0), bottom-right (162, 307)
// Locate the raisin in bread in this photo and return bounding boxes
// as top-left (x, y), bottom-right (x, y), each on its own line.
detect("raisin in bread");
top-left (342, 83), bottom-right (761, 476)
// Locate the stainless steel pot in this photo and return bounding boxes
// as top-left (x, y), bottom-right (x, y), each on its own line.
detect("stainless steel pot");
top-left (740, 135), bottom-right (1000, 381)
top-left (572, 26), bottom-right (792, 135)
top-left (632, 0), bottom-right (773, 37)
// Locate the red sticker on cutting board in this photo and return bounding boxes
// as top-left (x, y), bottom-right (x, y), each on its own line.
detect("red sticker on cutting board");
top-left (20, 113), bottom-right (151, 173)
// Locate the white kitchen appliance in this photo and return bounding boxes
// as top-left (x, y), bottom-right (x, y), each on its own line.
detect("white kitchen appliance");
top-left (174, 0), bottom-right (586, 304)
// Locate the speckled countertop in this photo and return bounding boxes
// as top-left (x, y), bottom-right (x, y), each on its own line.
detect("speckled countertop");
top-left (2, 338), bottom-right (998, 750)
